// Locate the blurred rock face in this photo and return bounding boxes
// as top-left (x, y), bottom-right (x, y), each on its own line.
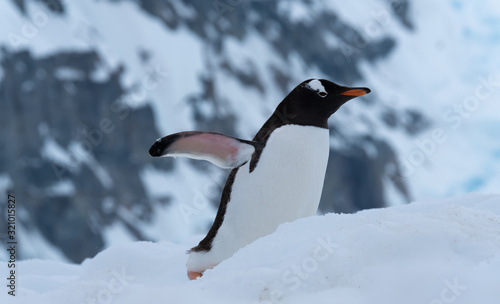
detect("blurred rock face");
top-left (0, 49), bottom-right (172, 261)
top-left (0, 0), bottom-right (417, 262)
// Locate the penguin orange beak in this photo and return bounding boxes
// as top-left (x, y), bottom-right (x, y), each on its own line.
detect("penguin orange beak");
top-left (340, 88), bottom-right (371, 97)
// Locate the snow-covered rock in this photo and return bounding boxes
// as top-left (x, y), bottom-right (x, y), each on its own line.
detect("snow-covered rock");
top-left (4, 193), bottom-right (499, 303)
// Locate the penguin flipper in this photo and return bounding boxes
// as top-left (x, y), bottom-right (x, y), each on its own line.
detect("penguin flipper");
top-left (149, 131), bottom-right (257, 169)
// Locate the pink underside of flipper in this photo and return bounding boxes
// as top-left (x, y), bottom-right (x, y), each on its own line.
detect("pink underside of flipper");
top-left (167, 132), bottom-right (255, 168)
top-left (171, 133), bottom-right (241, 163)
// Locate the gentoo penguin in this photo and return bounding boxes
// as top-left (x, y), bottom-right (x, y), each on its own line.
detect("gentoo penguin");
top-left (149, 79), bottom-right (370, 280)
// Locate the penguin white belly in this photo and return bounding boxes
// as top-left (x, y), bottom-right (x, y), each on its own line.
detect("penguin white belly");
top-left (187, 125), bottom-right (329, 272)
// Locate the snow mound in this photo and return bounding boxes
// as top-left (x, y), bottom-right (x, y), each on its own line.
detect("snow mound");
top-left (5, 194), bottom-right (500, 303)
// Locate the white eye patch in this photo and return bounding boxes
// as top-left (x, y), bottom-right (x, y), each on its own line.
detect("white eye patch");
top-left (305, 79), bottom-right (327, 97)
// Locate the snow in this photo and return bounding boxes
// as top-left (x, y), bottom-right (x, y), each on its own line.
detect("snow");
top-left (102, 221), bottom-right (136, 247)
top-left (220, 31), bottom-right (290, 137)
top-left (54, 67), bottom-right (86, 81)
top-left (0, 1), bottom-right (91, 55)
top-left (277, 1), bottom-right (313, 24)
top-left (0, 174), bottom-right (12, 194)
top-left (44, 180), bottom-right (75, 196)
top-left (39, 135), bottom-right (113, 189)
top-left (316, 0), bottom-right (500, 203)
top-left (14, 221), bottom-right (69, 262)
top-left (40, 135), bottom-right (76, 170)
top-left (0, 0), bottom-right (203, 135)
top-left (3, 194), bottom-right (499, 303)
top-left (139, 163), bottom-right (220, 242)
top-left (170, 0), bottom-right (197, 19)
top-left (68, 141), bottom-right (113, 189)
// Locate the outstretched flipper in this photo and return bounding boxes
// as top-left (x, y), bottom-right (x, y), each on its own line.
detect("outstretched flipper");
top-left (149, 131), bottom-right (258, 169)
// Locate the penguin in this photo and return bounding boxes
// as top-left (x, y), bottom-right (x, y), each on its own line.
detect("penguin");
top-left (149, 79), bottom-right (370, 280)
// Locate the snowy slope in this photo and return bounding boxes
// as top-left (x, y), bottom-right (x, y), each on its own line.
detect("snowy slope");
top-left (4, 194), bottom-right (500, 303)
top-left (1, 0), bottom-right (499, 264)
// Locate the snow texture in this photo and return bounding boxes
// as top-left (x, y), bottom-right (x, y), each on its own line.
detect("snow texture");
top-left (3, 194), bottom-right (500, 303)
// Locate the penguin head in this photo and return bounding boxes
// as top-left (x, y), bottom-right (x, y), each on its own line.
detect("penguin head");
top-left (298, 78), bottom-right (371, 116)
top-left (276, 78), bottom-right (371, 127)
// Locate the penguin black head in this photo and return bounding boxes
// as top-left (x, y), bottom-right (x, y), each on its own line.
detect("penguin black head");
top-left (274, 78), bottom-right (371, 128)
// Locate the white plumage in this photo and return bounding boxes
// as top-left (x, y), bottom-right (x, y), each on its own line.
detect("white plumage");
top-left (187, 124), bottom-right (330, 273)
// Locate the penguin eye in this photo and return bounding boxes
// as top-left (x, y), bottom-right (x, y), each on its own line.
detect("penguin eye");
top-left (318, 91), bottom-right (328, 98)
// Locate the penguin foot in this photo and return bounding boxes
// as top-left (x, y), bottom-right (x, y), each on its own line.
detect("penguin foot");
top-left (188, 271), bottom-right (203, 280)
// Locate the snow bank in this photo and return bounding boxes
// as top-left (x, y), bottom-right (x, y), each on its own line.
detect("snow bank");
top-left (3, 193), bottom-right (500, 303)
